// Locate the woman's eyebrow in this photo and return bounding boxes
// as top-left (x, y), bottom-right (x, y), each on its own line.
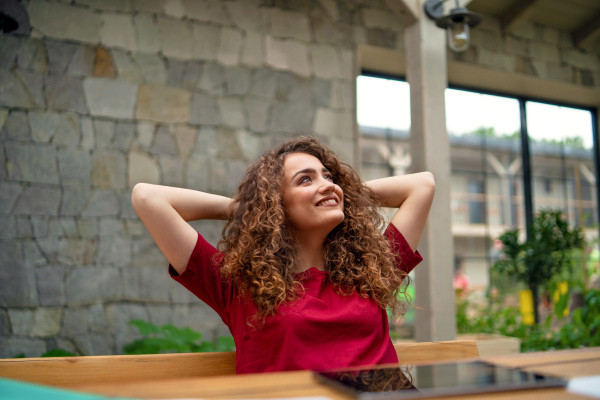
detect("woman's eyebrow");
top-left (290, 167), bottom-right (330, 181)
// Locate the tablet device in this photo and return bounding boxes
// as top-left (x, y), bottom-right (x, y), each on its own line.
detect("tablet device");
top-left (314, 360), bottom-right (567, 399)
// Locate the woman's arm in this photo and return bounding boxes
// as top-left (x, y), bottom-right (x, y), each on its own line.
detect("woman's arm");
top-left (366, 172), bottom-right (435, 251)
top-left (131, 183), bottom-right (232, 274)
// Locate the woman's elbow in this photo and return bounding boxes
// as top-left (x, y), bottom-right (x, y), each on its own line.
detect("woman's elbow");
top-left (131, 183), bottom-right (153, 211)
top-left (420, 171), bottom-right (435, 191)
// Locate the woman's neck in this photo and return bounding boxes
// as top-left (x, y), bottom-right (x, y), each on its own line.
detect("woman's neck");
top-left (294, 235), bottom-right (326, 272)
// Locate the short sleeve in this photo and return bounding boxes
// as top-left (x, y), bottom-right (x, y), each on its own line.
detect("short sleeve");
top-left (169, 232), bottom-right (233, 325)
top-left (385, 224), bottom-right (423, 274)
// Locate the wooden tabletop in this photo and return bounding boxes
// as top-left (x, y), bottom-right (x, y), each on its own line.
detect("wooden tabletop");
top-left (64, 347), bottom-right (600, 400)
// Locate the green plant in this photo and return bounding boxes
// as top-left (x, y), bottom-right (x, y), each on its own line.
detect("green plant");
top-left (494, 209), bottom-right (583, 323)
top-left (123, 319), bottom-right (235, 355)
top-left (12, 348), bottom-right (77, 358)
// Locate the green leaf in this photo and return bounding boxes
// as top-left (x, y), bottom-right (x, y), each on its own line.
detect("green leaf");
top-left (42, 348), bottom-right (77, 357)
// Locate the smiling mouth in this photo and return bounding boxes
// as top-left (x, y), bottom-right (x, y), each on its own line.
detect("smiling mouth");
top-left (316, 198), bottom-right (338, 206)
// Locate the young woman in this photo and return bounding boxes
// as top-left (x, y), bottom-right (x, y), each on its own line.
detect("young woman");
top-left (131, 136), bottom-right (435, 373)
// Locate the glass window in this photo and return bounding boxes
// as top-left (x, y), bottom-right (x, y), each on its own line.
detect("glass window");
top-left (526, 102), bottom-right (596, 229)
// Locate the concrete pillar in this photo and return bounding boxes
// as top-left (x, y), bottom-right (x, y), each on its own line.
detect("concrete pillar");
top-left (405, 2), bottom-right (456, 341)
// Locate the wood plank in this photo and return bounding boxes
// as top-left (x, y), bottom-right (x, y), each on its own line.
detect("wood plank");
top-left (395, 340), bottom-right (479, 364)
top-left (500, 0), bottom-right (539, 33)
top-left (483, 346), bottom-right (600, 368)
top-left (573, 11), bottom-right (600, 48)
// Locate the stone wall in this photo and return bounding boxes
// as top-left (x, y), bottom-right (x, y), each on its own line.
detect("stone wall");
top-left (1, 0), bottom-right (598, 358)
top-left (0, 0), bottom-right (406, 357)
top-left (455, 14), bottom-right (600, 88)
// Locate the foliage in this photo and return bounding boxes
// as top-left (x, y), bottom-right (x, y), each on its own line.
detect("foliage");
top-left (123, 319), bottom-right (235, 355)
top-left (456, 289), bottom-right (600, 352)
top-left (493, 209), bottom-right (583, 322)
top-left (463, 127), bottom-right (587, 150)
top-left (12, 348), bottom-right (77, 358)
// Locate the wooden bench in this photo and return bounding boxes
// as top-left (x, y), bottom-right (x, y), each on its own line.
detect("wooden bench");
top-left (0, 340), bottom-right (478, 387)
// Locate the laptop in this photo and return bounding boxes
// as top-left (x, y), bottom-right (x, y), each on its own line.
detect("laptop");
top-left (314, 360), bottom-right (566, 399)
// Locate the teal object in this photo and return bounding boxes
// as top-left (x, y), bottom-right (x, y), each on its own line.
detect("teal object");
top-left (0, 377), bottom-right (135, 400)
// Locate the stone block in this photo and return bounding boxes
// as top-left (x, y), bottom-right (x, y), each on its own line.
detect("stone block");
top-left (53, 113), bottom-right (81, 147)
top-left (128, 151), bottom-right (160, 187)
top-left (224, 67), bottom-right (252, 95)
top-left (94, 119), bottom-right (116, 148)
top-left (530, 42), bottom-right (560, 63)
top-left (136, 83), bottom-right (191, 123)
top-left (218, 97), bottom-right (246, 129)
top-left (0, 241), bottom-right (38, 307)
top-left (270, 8), bottom-right (311, 41)
top-left (114, 121), bottom-right (135, 151)
top-left (197, 63), bottom-right (225, 95)
top-left (93, 46), bottom-right (116, 78)
top-left (88, 304), bottom-right (107, 332)
top-left (81, 190), bottom-right (120, 217)
top-left (312, 78), bottom-right (331, 107)
top-left (135, 122), bottom-right (156, 151)
top-left (241, 30), bottom-right (264, 67)
top-left (67, 44), bottom-right (96, 77)
top-left (58, 148), bottom-right (91, 187)
top-left (189, 92), bottom-right (221, 125)
top-left (78, 218), bottom-right (98, 238)
top-left (125, 219), bottom-right (145, 236)
top-left (29, 111), bottom-right (58, 143)
top-left (17, 38), bottom-right (48, 72)
top-left (36, 265), bottom-right (68, 306)
top-left (283, 40), bottom-right (310, 77)
top-left (80, 117), bottom-right (94, 149)
top-left (0, 216), bottom-right (16, 239)
top-left (36, 237), bottom-right (60, 264)
top-left (132, 235), bottom-right (166, 267)
top-left (0, 34), bottom-right (22, 69)
top-left (66, 266), bottom-right (121, 306)
top-left (105, 302), bottom-right (149, 338)
top-left (62, 307), bottom-right (89, 336)
top-left (366, 28), bottom-right (396, 49)
top-left (134, 13), bottom-right (161, 54)
top-left (0, 108), bottom-right (7, 131)
top-left (99, 218), bottom-right (125, 236)
top-left (134, 53), bottom-right (167, 84)
top-left (541, 27), bottom-right (560, 46)
top-left (151, 125), bottom-right (178, 155)
top-left (73, 333), bottom-right (114, 356)
top-left (245, 97), bottom-right (270, 133)
top-left (164, 0), bottom-right (185, 17)
top-left (312, 17), bottom-right (354, 47)
top-left (133, 0), bottom-right (166, 13)
top-left (60, 186), bottom-right (90, 217)
top-left (44, 74), bottom-right (86, 113)
top-left (167, 59), bottom-right (202, 89)
top-left (215, 127), bottom-right (243, 160)
top-left (0, 183), bottom-right (22, 214)
top-left (122, 266), bottom-right (171, 302)
top-left (13, 186), bottom-right (60, 216)
top-left (111, 49), bottom-right (143, 82)
top-left (157, 16), bottom-right (193, 60)
top-left (185, 157), bottom-right (211, 190)
top-left (503, 35), bottom-right (529, 57)
top-left (60, 217), bottom-right (79, 238)
top-left (97, 235), bottom-right (132, 267)
top-left (59, 238), bottom-right (98, 265)
top-left (46, 39), bottom-right (79, 73)
top-left (0, 310), bottom-right (9, 335)
top-left (269, 100), bottom-right (315, 134)
top-left (14, 69), bottom-right (46, 108)
top-left (227, 1), bottom-right (266, 32)
top-left (236, 129), bottom-right (268, 162)
top-left (28, 1), bottom-right (102, 44)
top-left (76, 0), bottom-right (134, 12)
top-left (311, 44), bottom-right (342, 79)
top-left (249, 69), bottom-right (278, 99)
top-left (147, 304), bottom-right (174, 326)
top-left (174, 125), bottom-right (197, 158)
top-left (560, 49), bottom-right (597, 70)
top-left (0, 70), bottom-right (32, 108)
top-left (6, 142), bottom-right (59, 184)
top-left (159, 155), bottom-right (184, 186)
top-left (265, 36), bottom-right (289, 71)
top-left (338, 48), bottom-right (354, 80)
top-left (83, 77), bottom-right (139, 119)
top-left (120, 189), bottom-right (138, 219)
top-left (30, 308), bottom-right (63, 337)
top-left (183, 0), bottom-right (231, 25)
top-left (1, 110), bottom-right (31, 141)
top-left (511, 20), bottom-right (536, 41)
top-left (102, 13), bottom-right (137, 52)
top-left (362, 8), bottom-right (394, 30)
top-left (191, 126), bottom-right (218, 157)
top-left (217, 28), bottom-right (243, 66)
top-left (192, 24), bottom-right (220, 61)
top-left (15, 216), bottom-right (32, 239)
top-left (0, 337), bottom-right (46, 358)
top-left (93, 150), bottom-right (127, 189)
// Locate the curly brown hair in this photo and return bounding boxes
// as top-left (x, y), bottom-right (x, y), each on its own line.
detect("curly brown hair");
top-left (218, 136), bottom-right (410, 324)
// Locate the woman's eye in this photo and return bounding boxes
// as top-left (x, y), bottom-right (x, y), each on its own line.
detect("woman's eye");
top-left (325, 175), bottom-right (334, 182)
top-left (299, 176), bottom-right (311, 184)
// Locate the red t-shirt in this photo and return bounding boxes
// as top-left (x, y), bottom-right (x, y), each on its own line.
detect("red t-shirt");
top-left (170, 223), bottom-right (422, 374)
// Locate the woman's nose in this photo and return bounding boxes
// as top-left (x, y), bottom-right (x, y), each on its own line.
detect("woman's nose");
top-left (319, 178), bottom-right (335, 193)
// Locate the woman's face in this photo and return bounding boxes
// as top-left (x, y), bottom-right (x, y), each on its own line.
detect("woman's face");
top-left (281, 153), bottom-right (345, 238)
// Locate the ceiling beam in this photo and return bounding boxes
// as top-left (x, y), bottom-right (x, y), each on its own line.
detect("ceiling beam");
top-left (572, 11), bottom-right (600, 49)
top-left (381, 0), bottom-right (419, 27)
top-left (500, 0), bottom-right (538, 33)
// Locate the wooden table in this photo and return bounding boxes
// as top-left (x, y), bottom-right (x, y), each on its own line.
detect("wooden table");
top-left (62, 347), bottom-right (600, 400)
